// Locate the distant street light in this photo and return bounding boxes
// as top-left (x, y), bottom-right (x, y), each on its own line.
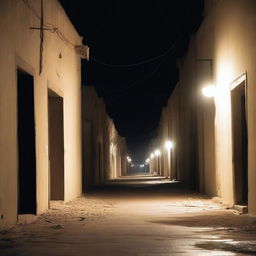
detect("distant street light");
top-left (154, 149), bottom-right (161, 174)
top-left (165, 140), bottom-right (173, 150)
top-left (202, 85), bottom-right (216, 98)
top-left (146, 158), bottom-right (150, 164)
top-left (150, 153), bottom-right (155, 159)
top-left (165, 140), bottom-right (173, 179)
top-left (154, 149), bottom-right (161, 156)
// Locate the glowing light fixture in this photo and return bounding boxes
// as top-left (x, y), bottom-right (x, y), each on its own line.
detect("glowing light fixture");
top-left (146, 158), bottom-right (150, 163)
top-left (202, 85), bottom-right (216, 98)
top-left (155, 149), bottom-right (161, 156)
top-left (165, 140), bottom-right (173, 150)
top-left (127, 156), bottom-right (132, 162)
top-left (150, 153), bottom-right (155, 159)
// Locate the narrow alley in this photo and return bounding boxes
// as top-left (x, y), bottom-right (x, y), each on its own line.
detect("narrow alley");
top-left (1, 174), bottom-right (256, 256)
top-left (2, 0), bottom-right (256, 255)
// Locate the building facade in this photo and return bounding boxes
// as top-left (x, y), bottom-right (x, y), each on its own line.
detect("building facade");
top-left (82, 86), bottom-right (127, 189)
top-left (0, 0), bottom-right (83, 228)
top-left (154, 0), bottom-right (256, 214)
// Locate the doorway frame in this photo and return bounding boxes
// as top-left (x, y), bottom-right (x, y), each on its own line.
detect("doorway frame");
top-left (15, 55), bottom-right (37, 217)
top-left (47, 84), bottom-right (65, 204)
top-left (230, 72), bottom-right (248, 205)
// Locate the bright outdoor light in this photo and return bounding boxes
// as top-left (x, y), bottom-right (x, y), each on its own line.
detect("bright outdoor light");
top-left (154, 149), bottom-right (161, 156)
top-left (127, 158), bottom-right (131, 162)
top-left (165, 140), bottom-right (173, 150)
top-left (140, 164), bottom-right (145, 168)
top-left (150, 153), bottom-right (155, 159)
top-left (202, 85), bottom-right (216, 98)
top-left (146, 158), bottom-right (150, 163)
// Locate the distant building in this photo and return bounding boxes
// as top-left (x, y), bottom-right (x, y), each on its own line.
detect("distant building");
top-left (82, 86), bottom-right (127, 189)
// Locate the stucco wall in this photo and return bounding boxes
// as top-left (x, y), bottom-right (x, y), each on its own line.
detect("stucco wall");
top-left (160, 0), bottom-right (256, 214)
top-left (82, 86), bottom-right (127, 186)
top-left (0, 0), bottom-right (82, 228)
top-left (211, 0), bottom-right (256, 212)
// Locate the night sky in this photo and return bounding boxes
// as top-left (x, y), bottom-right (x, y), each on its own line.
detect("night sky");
top-left (59, 0), bottom-right (204, 163)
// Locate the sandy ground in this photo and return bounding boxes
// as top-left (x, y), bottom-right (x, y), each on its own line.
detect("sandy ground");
top-left (1, 175), bottom-right (256, 256)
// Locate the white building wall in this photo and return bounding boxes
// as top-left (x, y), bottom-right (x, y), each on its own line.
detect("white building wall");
top-left (0, 0), bottom-right (82, 228)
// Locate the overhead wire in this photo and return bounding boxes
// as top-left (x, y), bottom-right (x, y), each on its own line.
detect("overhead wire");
top-left (90, 40), bottom-right (178, 68)
top-left (21, 0), bottom-right (76, 47)
top-left (100, 40), bottom-right (178, 97)
top-left (22, 0), bottom-right (180, 96)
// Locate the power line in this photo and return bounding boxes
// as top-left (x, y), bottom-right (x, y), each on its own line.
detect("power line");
top-left (98, 40), bottom-right (178, 97)
top-left (109, 59), bottom-right (164, 96)
top-left (22, 0), bottom-right (76, 47)
top-left (90, 40), bottom-right (177, 68)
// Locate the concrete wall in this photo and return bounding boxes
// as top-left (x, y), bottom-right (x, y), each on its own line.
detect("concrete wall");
top-left (108, 117), bottom-right (127, 180)
top-left (156, 0), bottom-right (256, 214)
top-left (0, 0), bottom-right (82, 228)
top-left (211, 0), bottom-right (256, 213)
top-left (82, 86), bottom-right (127, 188)
top-left (153, 38), bottom-right (199, 187)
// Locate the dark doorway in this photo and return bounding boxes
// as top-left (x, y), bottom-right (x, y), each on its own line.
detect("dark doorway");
top-left (171, 149), bottom-right (177, 180)
top-left (17, 69), bottom-right (37, 214)
top-left (48, 90), bottom-right (64, 200)
top-left (190, 110), bottom-right (200, 191)
top-left (231, 81), bottom-right (248, 205)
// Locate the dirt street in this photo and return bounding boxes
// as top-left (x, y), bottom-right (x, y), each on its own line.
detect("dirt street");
top-left (1, 175), bottom-right (256, 256)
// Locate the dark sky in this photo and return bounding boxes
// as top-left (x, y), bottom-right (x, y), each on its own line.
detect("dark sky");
top-left (59, 0), bottom-right (204, 163)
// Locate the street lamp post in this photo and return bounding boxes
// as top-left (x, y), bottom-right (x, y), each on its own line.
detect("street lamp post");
top-left (154, 149), bottom-right (161, 175)
top-left (126, 156), bottom-right (132, 172)
top-left (165, 140), bottom-right (173, 179)
top-left (150, 153), bottom-right (155, 174)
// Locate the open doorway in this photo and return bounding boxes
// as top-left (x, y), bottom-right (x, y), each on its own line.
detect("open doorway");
top-left (48, 90), bottom-right (64, 200)
top-left (17, 69), bottom-right (37, 214)
top-left (231, 81), bottom-right (248, 205)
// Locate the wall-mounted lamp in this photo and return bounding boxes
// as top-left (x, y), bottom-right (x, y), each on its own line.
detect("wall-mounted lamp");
top-left (165, 140), bottom-right (173, 150)
top-left (202, 85), bottom-right (216, 98)
top-left (75, 44), bottom-right (90, 60)
top-left (154, 149), bottom-right (161, 156)
top-left (150, 153), bottom-right (155, 159)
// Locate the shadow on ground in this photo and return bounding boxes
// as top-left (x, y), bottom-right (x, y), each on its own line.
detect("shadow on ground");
top-left (149, 212), bottom-right (256, 231)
